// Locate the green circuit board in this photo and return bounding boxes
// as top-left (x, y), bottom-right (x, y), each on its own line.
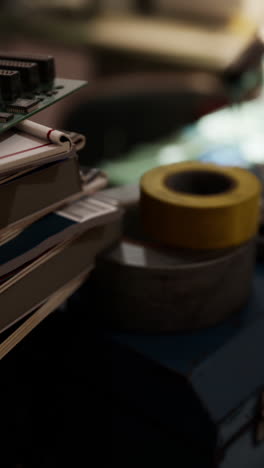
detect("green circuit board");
top-left (0, 78), bottom-right (87, 134)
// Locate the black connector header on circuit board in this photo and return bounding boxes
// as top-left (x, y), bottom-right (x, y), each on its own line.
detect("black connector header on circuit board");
top-left (0, 60), bottom-right (40, 92)
top-left (0, 69), bottom-right (21, 101)
top-left (0, 52), bottom-right (55, 85)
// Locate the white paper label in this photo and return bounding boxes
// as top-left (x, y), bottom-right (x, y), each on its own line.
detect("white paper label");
top-left (57, 195), bottom-right (117, 223)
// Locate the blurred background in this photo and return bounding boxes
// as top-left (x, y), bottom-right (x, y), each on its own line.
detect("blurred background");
top-left (1, 0), bottom-right (264, 183)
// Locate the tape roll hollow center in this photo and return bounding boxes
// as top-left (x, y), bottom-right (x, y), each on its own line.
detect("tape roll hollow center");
top-left (165, 169), bottom-right (236, 196)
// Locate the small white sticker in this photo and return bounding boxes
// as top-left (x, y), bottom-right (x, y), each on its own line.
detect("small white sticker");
top-left (57, 195), bottom-right (117, 223)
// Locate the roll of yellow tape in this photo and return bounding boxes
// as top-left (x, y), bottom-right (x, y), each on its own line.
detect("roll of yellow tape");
top-left (140, 162), bottom-right (261, 249)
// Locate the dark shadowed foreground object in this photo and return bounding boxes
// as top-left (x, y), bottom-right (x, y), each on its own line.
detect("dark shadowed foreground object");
top-left (88, 185), bottom-right (264, 466)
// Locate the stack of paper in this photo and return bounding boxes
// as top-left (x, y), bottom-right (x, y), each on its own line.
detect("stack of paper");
top-left (0, 119), bottom-right (110, 237)
top-left (0, 55), bottom-right (123, 357)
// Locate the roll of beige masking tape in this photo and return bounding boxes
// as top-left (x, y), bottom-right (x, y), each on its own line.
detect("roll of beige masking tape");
top-left (93, 196), bottom-right (256, 332)
top-left (140, 162), bottom-right (261, 249)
